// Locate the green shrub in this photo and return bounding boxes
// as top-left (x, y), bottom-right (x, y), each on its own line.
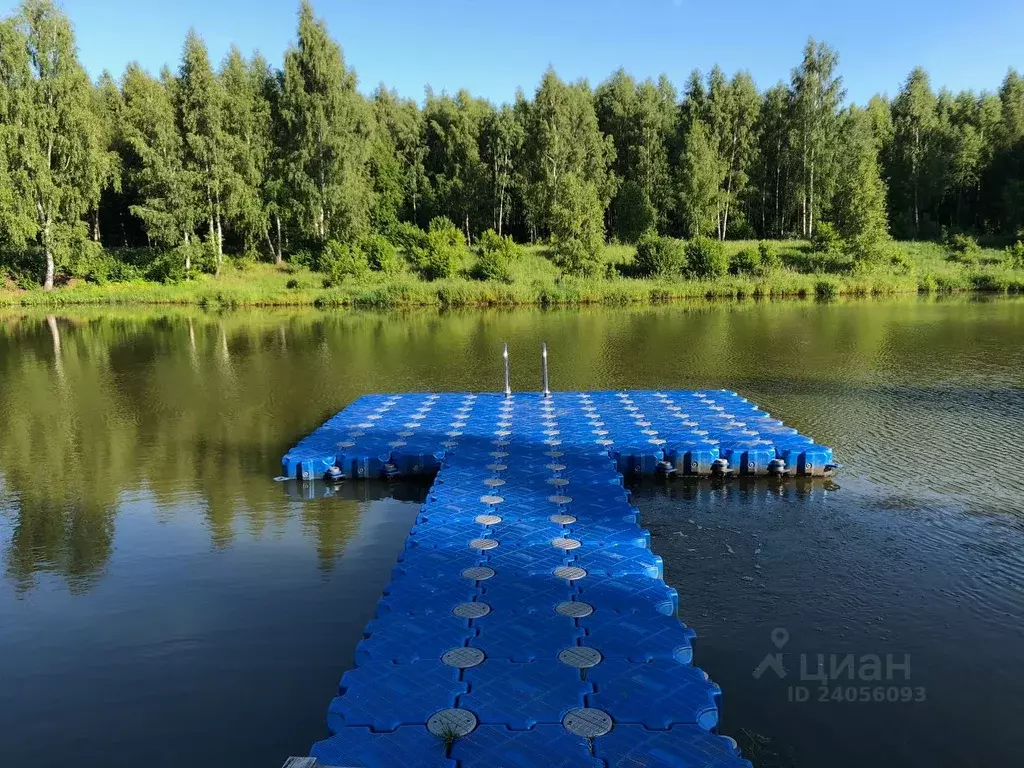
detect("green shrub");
top-left (475, 229), bottom-right (504, 254)
top-left (970, 271), bottom-right (1009, 292)
top-left (142, 240), bottom-right (215, 279)
top-left (290, 249), bottom-right (317, 270)
top-left (808, 247), bottom-right (851, 273)
top-left (846, 234), bottom-right (895, 269)
top-left (729, 248), bottom-right (761, 276)
top-left (232, 252), bottom-right (258, 271)
top-left (146, 245), bottom-right (193, 283)
top-left (69, 239), bottom-right (113, 284)
top-left (1004, 240), bottom-right (1024, 269)
top-left (414, 217), bottom-right (465, 280)
top-left (387, 221), bottom-right (428, 252)
top-left (888, 248), bottom-right (913, 274)
top-left (613, 180), bottom-right (656, 244)
top-left (108, 261), bottom-right (143, 282)
top-left (917, 272), bottom-right (939, 292)
top-left (68, 246), bottom-right (143, 284)
top-left (285, 278), bottom-right (299, 289)
top-left (473, 229), bottom-right (521, 283)
top-left (320, 240), bottom-right (370, 285)
top-left (194, 240), bottom-right (219, 274)
top-left (363, 234), bottom-right (402, 274)
top-left (810, 221), bottom-right (843, 256)
top-left (945, 232), bottom-right (981, 264)
top-left (15, 271), bottom-right (37, 290)
top-left (814, 278), bottom-right (840, 300)
top-left (2, 246), bottom-right (45, 286)
top-left (420, 239), bottom-right (461, 280)
top-left (728, 218), bottom-right (757, 240)
top-left (684, 237), bottom-right (728, 279)
top-left (634, 232), bottom-right (686, 277)
top-left (551, 236), bottom-right (603, 277)
top-left (429, 216), bottom-right (459, 235)
top-left (757, 241), bottom-right (782, 272)
top-left (548, 171), bottom-right (607, 276)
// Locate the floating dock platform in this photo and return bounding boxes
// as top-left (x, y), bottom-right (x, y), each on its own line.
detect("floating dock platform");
top-left (281, 390), bottom-right (833, 768)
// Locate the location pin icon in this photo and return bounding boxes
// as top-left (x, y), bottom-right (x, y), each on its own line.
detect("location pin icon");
top-left (771, 627), bottom-right (789, 649)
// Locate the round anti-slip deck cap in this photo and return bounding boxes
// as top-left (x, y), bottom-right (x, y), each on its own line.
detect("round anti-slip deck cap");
top-left (554, 566), bottom-right (587, 581)
top-left (562, 708), bottom-right (612, 738)
top-left (452, 602), bottom-right (491, 619)
top-left (461, 566), bottom-right (495, 581)
top-left (555, 601), bottom-right (594, 618)
top-left (551, 537), bottom-right (582, 551)
top-left (427, 708), bottom-right (478, 737)
top-left (475, 514), bottom-right (502, 525)
top-left (442, 647), bottom-right (486, 668)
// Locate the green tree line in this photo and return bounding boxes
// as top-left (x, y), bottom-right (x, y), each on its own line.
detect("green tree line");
top-left (2, 0), bottom-right (1024, 289)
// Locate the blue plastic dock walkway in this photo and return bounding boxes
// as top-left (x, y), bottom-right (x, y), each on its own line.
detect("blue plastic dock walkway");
top-left (281, 390), bottom-right (833, 768)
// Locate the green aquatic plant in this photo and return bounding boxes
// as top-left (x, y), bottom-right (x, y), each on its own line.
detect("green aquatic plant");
top-left (435, 722), bottom-right (463, 752)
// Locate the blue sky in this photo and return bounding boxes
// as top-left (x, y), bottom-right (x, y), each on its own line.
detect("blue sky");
top-left (6, 0), bottom-right (1024, 104)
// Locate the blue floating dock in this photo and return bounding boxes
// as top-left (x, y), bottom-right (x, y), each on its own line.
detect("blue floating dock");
top-left (284, 391), bottom-right (834, 767)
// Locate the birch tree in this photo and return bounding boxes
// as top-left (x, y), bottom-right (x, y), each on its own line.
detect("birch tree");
top-left (749, 83), bottom-right (796, 237)
top-left (706, 67), bottom-right (760, 239)
top-left (0, 0), bottom-right (99, 289)
top-left (86, 71), bottom-right (123, 243)
top-left (998, 69), bottom-right (1024, 144)
top-left (679, 119), bottom-right (724, 237)
top-left (596, 70), bottom-right (676, 240)
top-left (121, 65), bottom-right (200, 262)
top-left (993, 70), bottom-right (1024, 233)
top-left (279, 0), bottom-right (373, 246)
top-left (831, 105), bottom-right (891, 262)
top-left (220, 47), bottom-right (273, 258)
top-left (259, 61), bottom-right (286, 263)
top-left (522, 69), bottom-right (615, 239)
top-left (480, 104), bottom-right (524, 237)
top-left (178, 30), bottom-right (227, 270)
top-left (366, 88), bottom-right (406, 235)
top-left (890, 67), bottom-right (937, 237)
top-left (791, 39), bottom-right (844, 237)
top-left (422, 89), bottom-right (490, 242)
top-left (370, 87), bottom-right (426, 228)
top-left (0, 19), bottom-right (34, 252)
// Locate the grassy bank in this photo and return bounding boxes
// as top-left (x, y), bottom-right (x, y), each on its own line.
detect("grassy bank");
top-left (3, 240), bottom-right (1023, 309)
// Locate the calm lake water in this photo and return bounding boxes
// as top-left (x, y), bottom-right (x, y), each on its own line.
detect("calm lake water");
top-left (1, 297), bottom-right (1022, 768)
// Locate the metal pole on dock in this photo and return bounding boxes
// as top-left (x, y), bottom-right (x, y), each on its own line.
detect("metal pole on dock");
top-left (541, 343), bottom-right (550, 397)
top-left (503, 343), bottom-right (511, 398)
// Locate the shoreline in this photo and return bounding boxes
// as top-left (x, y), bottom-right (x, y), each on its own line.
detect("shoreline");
top-left (2, 275), bottom-right (1022, 310)
top-left (4, 241), bottom-right (1023, 310)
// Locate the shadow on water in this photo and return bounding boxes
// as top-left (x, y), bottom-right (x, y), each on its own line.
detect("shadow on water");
top-left (0, 296), bottom-right (1022, 767)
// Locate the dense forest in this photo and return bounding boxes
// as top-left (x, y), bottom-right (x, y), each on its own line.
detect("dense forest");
top-left (1, 0), bottom-right (1023, 290)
